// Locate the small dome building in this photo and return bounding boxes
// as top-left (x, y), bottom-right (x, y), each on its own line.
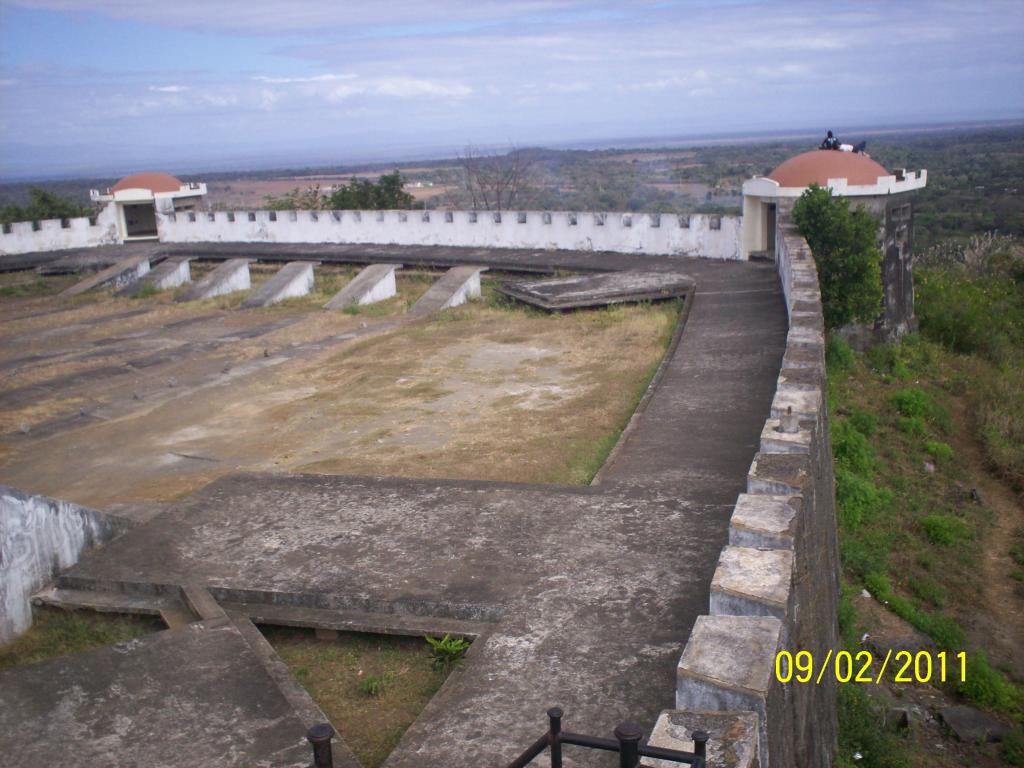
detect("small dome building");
top-left (91, 172), bottom-right (207, 242)
top-left (741, 145), bottom-right (927, 340)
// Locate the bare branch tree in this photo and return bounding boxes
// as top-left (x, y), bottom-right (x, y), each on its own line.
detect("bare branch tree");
top-left (458, 144), bottom-right (534, 211)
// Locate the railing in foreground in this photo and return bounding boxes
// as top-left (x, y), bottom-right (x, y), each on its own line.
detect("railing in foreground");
top-left (504, 707), bottom-right (708, 768)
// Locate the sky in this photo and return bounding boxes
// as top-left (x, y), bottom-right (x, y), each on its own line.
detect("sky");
top-left (0, 0), bottom-right (1022, 179)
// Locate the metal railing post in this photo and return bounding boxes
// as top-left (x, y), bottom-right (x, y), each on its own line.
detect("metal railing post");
top-left (693, 729), bottom-right (709, 766)
top-left (614, 721), bottom-right (642, 768)
top-left (307, 722), bottom-right (335, 768)
top-left (547, 707), bottom-right (563, 768)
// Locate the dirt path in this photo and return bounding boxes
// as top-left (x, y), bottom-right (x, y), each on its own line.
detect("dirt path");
top-left (948, 398), bottom-right (1024, 679)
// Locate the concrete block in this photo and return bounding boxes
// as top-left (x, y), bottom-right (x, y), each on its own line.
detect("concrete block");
top-left (241, 261), bottom-right (318, 308)
top-left (408, 265), bottom-right (487, 316)
top-left (642, 710), bottom-right (759, 768)
top-left (710, 545), bottom-right (794, 621)
top-left (729, 494), bottom-right (800, 550)
top-left (498, 269), bottom-right (692, 310)
top-left (118, 257), bottom-right (191, 296)
top-left (747, 452), bottom-right (810, 496)
top-left (59, 255), bottom-right (150, 297)
top-left (176, 258), bottom-right (251, 302)
top-left (770, 386), bottom-right (822, 420)
top-left (760, 417), bottom-right (812, 454)
top-left (676, 615), bottom-right (782, 763)
top-left (324, 263), bottom-right (400, 310)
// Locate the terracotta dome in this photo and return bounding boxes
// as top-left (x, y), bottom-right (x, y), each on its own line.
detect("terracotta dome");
top-left (112, 171), bottom-right (184, 194)
top-left (768, 150), bottom-right (890, 188)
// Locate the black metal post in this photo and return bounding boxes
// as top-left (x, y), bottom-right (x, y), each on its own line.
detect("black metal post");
top-left (547, 707), bottom-right (563, 768)
top-left (614, 721), bottom-right (643, 768)
top-left (307, 722), bottom-right (335, 768)
top-left (692, 729), bottom-right (709, 763)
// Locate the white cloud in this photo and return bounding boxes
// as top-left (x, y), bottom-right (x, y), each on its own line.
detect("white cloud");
top-left (325, 76), bottom-right (471, 102)
top-left (546, 81), bottom-right (591, 93)
top-left (253, 73), bottom-right (357, 84)
top-left (148, 84), bottom-right (190, 93)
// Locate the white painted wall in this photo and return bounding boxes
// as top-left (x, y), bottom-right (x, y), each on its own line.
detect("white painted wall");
top-left (157, 209), bottom-right (743, 260)
top-left (0, 486), bottom-right (120, 643)
top-left (0, 204), bottom-right (119, 258)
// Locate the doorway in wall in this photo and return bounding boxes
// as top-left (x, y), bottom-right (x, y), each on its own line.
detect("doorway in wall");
top-left (123, 203), bottom-right (158, 239)
top-left (765, 203), bottom-right (777, 257)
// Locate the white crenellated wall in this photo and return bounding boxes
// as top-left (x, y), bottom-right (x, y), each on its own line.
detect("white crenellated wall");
top-left (0, 204), bottom-right (119, 257)
top-left (157, 209), bottom-right (743, 259)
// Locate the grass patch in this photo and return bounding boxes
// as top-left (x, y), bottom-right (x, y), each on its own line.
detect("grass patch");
top-left (260, 625), bottom-right (458, 768)
top-left (0, 271), bottom-right (76, 299)
top-left (0, 607), bottom-right (163, 673)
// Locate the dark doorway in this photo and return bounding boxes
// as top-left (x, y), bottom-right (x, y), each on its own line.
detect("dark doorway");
top-left (766, 203), bottom-right (777, 257)
top-left (123, 203), bottom-right (157, 238)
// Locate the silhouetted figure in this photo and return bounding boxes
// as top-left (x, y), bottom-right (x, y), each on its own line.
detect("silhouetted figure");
top-left (853, 140), bottom-right (867, 154)
top-left (820, 130), bottom-right (840, 150)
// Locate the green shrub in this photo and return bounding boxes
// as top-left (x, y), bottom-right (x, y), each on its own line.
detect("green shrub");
top-left (848, 408), bottom-right (879, 437)
top-left (889, 388), bottom-right (933, 418)
top-left (920, 514), bottom-right (972, 546)
top-left (836, 468), bottom-right (891, 528)
top-left (1003, 727), bottom-right (1024, 766)
top-left (897, 416), bottom-right (926, 437)
top-left (357, 672), bottom-right (394, 697)
top-left (924, 440), bottom-right (954, 464)
top-left (863, 572), bottom-right (965, 649)
top-left (908, 574), bottom-right (947, 608)
top-left (957, 652), bottom-right (1024, 716)
top-left (424, 633), bottom-right (470, 672)
top-left (837, 683), bottom-right (911, 768)
top-left (827, 335), bottom-right (856, 374)
top-left (832, 420), bottom-right (876, 474)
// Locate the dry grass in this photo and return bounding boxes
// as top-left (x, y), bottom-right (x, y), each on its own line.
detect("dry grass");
top-left (261, 626), bottom-right (451, 768)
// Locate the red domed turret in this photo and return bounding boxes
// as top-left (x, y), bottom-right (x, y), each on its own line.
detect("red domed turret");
top-left (767, 150), bottom-right (890, 188)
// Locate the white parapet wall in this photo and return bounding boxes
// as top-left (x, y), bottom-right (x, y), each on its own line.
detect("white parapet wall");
top-left (157, 209), bottom-right (743, 260)
top-left (0, 485), bottom-right (123, 643)
top-left (0, 204), bottom-right (119, 257)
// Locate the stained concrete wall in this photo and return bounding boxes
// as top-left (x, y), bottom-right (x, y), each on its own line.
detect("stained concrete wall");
top-left (155, 209), bottom-right (743, 259)
top-left (0, 486), bottom-right (124, 643)
top-left (666, 216), bottom-right (840, 767)
top-left (0, 204), bottom-right (119, 257)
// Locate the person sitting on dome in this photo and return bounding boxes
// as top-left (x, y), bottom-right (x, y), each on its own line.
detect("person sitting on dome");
top-left (820, 130), bottom-right (840, 150)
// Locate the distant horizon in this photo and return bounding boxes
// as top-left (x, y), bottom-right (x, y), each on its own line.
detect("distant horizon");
top-left (3, 116), bottom-right (1022, 185)
top-left (1, 1), bottom-right (1021, 181)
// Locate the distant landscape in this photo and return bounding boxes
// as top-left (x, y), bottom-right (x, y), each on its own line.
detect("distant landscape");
top-left (2, 121), bottom-right (1021, 253)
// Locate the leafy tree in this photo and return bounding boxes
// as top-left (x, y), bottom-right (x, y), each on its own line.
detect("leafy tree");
top-left (263, 185), bottom-right (328, 211)
top-left (793, 184), bottom-right (883, 329)
top-left (327, 171), bottom-right (415, 210)
top-left (1, 187), bottom-right (93, 225)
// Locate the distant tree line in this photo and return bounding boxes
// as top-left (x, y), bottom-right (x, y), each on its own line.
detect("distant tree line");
top-left (1, 187), bottom-right (94, 225)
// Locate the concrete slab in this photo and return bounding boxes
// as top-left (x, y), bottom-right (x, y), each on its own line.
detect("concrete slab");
top-left (324, 263), bottom-right (401, 310)
top-left (498, 269), bottom-right (693, 310)
top-left (0, 621), bottom-right (334, 768)
top-left (241, 261), bottom-right (318, 308)
top-left (176, 258), bottom-right (252, 302)
top-left (643, 710), bottom-right (759, 768)
top-left (408, 266), bottom-right (486, 316)
top-left (59, 255), bottom-right (150, 297)
top-left (118, 257), bottom-right (192, 296)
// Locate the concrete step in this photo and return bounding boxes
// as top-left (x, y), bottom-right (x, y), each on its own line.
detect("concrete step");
top-left (159, 603), bottom-right (199, 628)
top-left (408, 265), bottom-right (486, 316)
top-left (118, 257), bottom-right (192, 296)
top-left (176, 258), bottom-right (252, 302)
top-left (59, 255), bottom-right (150, 297)
top-left (324, 263), bottom-right (401, 310)
top-left (220, 600), bottom-right (485, 640)
top-left (642, 709), bottom-right (759, 768)
top-left (32, 585), bottom-right (180, 618)
top-left (240, 261), bottom-right (318, 308)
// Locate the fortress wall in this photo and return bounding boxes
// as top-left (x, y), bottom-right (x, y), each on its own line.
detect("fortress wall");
top-left (667, 218), bottom-right (839, 767)
top-left (0, 204), bottom-right (119, 257)
top-left (156, 209), bottom-right (743, 259)
top-left (0, 486), bottom-right (126, 643)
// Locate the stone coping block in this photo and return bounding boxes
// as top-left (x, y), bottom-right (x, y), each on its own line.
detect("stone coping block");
top-left (760, 418), bottom-right (812, 454)
top-left (324, 263), bottom-right (401, 310)
top-left (770, 387), bottom-right (822, 420)
top-left (781, 345), bottom-right (823, 370)
top-left (59, 255), bottom-right (150, 297)
top-left (776, 366), bottom-right (822, 392)
top-left (729, 494), bottom-right (800, 550)
top-left (176, 258), bottom-right (251, 302)
top-left (118, 257), bottom-right (191, 296)
top-left (642, 710), bottom-right (759, 768)
top-left (676, 615), bottom-right (782, 763)
top-left (747, 452), bottom-right (810, 496)
top-left (710, 546), bottom-right (794, 621)
top-left (241, 260), bottom-right (318, 308)
top-left (408, 265), bottom-right (487, 316)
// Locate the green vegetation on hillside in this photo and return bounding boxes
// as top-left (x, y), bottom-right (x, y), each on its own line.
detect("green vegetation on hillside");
top-left (0, 187), bottom-right (94, 225)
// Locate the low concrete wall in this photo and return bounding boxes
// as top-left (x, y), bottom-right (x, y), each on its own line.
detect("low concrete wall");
top-left (156, 209), bottom-right (743, 259)
top-left (0, 486), bottom-right (124, 643)
top-left (664, 218), bottom-right (840, 767)
top-left (0, 205), bottom-right (119, 257)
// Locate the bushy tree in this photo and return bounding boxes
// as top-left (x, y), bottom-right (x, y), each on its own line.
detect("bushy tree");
top-left (1, 187), bottom-right (93, 224)
top-left (793, 184), bottom-right (883, 329)
top-left (328, 171), bottom-right (415, 210)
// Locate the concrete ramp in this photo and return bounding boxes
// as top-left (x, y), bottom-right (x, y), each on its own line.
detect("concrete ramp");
top-left (241, 261), bottom-right (318, 308)
top-left (59, 255), bottom-right (150, 297)
top-left (408, 266), bottom-right (486, 317)
top-left (324, 263), bottom-right (401, 310)
top-left (176, 258), bottom-right (252, 302)
top-left (117, 257), bottom-right (192, 297)
top-left (498, 269), bottom-right (694, 310)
